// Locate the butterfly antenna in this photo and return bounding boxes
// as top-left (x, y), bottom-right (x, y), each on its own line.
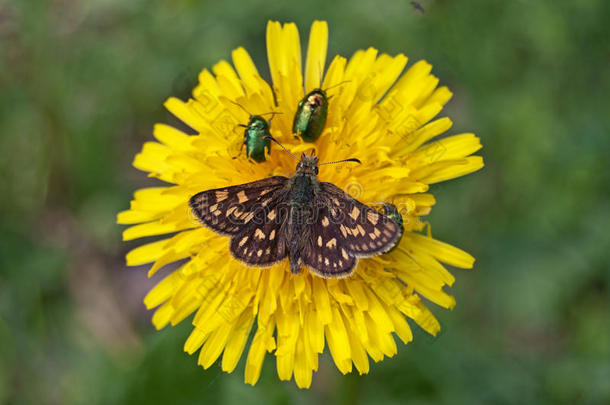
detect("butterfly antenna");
top-left (318, 158), bottom-right (361, 166)
top-left (263, 135), bottom-right (300, 161)
top-left (228, 100), bottom-right (252, 116)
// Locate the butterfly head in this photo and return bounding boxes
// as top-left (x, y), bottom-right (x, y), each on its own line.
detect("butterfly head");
top-left (296, 154), bottom-right (319, 175)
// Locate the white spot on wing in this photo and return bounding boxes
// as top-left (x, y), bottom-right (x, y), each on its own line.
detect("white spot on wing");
top-left (357, 224), bottom-right (365, 236)
top-left (215, 191), bottom-right (228, 202)
top-left (367, 211), bottom-right (379, 225)
top-left (243, 212), bottom-right (254, 223)
top-left (237, 191), bottom-right (248, 203)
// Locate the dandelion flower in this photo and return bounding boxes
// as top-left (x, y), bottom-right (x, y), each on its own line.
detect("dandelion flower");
top-left (118, 20), bottom-right (484, 388)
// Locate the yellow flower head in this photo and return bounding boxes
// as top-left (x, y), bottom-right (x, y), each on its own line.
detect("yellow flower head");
top-left (118, 21), bottom-right (483, 388)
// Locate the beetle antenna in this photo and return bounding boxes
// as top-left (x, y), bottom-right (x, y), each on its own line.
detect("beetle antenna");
top-left (263, 135), bottom-right (300, 161)
top-left (323, 80), bottom-right (351, 92)
top-left (260, 111), bottom-right (282, 124)
top-left (228, 100), bottom-right (252, 116)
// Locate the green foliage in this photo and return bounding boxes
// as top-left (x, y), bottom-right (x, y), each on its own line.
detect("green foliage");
top-left (1, 0), bottom-right (608, 403)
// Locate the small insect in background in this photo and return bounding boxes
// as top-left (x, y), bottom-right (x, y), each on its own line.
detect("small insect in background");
top-left (292, 82), bottom-right (348, 142)
top-left (411, 1), bottom-right (425, 14)
top-left (374, 203), bottom-right (404, 251)
top-left (231, 101), bottom-right (279, 163)
top-left (293, 88), bottom-right (328, 142)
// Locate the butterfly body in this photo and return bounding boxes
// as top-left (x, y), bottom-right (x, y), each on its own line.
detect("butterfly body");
top-left (190, 154), bottom-right (402, 278)
top-left (284, 160), bottom-right (322, 273)
top-left (293, 89), bottom-right (328, 142)
top-left (242, 115), bottom-right (271, 162)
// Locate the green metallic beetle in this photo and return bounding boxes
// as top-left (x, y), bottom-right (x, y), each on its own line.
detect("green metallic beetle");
top-left (239, 115), bottom-right (272, 163)
top-left (292, 88), bottom-right (328, 142)
top-left (380, 203), bottom-right (404, 251)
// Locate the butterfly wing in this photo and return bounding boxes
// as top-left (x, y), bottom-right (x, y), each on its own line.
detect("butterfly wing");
top-left (189, 176), bottom-right (287, 236)
top-left (302, 181), bottom-right (402, 278)
top-left (321, 182), bottom-right (403, 255)
top-left (229, 198), bottom-right (290, 266)
top-left (302, 200), bottom-right (357, 278)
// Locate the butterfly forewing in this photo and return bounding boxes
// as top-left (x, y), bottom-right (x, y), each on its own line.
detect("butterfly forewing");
top-left (189, 176), bottom-right (287, 235)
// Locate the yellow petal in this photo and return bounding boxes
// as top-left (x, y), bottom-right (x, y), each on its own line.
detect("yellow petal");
top-left (293, 336), bottom-right (313, 388)
top-left (164, 97), bottom-right (208, 133)
top-left (325, 305), bottom-right (352, 372)
top-left (198, 321), bottom-right (233, 369)
top-left (125, 239), bottom-right (168, 266)
top-left (144, 270), bottom-right (181, 309)
top-left (305, 20), bottom-right (328, 93)
top-left (184, 327), bottom-right (210, 355)
top-left (406, 233), bottom-right (476, 268)
top-left (222, 310), bottom-right (255, 373)
top-left (244, 318), bottom-right (276, 385)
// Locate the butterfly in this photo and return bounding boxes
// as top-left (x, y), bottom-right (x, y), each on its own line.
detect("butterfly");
top-left (189, 151), bottom-right (402, 278)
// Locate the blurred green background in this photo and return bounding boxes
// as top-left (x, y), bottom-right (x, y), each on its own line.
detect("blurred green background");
top-left (1, 0), bottom-right (609, 403)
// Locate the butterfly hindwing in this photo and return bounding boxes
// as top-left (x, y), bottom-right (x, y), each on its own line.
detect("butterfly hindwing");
top-left (189, 176), bottom-right (287, 235)
top-left (302, 183), bottom-right (402, 278)
top-left (320, 182), bottom-right (403, 256)
top-left (303, 200), bottom-right (357, 278)
top-left (229, 199), bottom-right (290, 266)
